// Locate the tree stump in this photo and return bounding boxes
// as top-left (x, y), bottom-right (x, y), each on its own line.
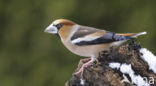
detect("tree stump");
top-left (66, 41), bottom-right (156, 86)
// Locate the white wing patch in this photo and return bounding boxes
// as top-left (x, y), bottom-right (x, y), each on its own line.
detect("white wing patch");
top-left (71, 35), bottom-right (100, 44)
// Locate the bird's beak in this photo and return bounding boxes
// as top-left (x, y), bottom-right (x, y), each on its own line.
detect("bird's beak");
top-left (44, 24), bottom-right (58, 34)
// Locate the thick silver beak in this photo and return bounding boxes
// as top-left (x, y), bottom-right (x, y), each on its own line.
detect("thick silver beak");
top-left (44, 24), bottom-right (58, 34)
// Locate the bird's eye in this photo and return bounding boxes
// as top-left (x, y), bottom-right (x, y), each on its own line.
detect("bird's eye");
top-left (53, 23), bottom-right (64, 30)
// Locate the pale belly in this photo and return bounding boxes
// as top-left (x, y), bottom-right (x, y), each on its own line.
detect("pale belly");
top-left (62, 41), bottom-right (111, 57)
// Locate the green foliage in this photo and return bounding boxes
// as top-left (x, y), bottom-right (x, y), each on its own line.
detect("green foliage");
top-left (0, 0), bottom-right (156, 86)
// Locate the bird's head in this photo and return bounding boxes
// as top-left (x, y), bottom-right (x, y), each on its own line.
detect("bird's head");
top-left (44, 19), bottom-right (75, 34)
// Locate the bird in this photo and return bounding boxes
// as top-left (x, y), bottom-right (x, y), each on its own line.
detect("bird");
top-left (44, 19), bottom-right (146, 75)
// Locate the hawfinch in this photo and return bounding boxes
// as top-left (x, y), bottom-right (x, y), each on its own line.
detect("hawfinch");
top-left (44, 19), bottom-right (146, 75)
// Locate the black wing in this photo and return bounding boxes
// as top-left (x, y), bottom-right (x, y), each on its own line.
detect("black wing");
top-left (74, 32), bottom-right (128, 46)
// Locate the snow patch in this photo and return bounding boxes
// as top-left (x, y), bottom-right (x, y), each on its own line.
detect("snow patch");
top-left (109, 63), bottom-right (149, 86)
top-left (140, 48), bottom-right (156, 74)
top-left (120, 64), bottom-right (149, 86)
top-left (109, 62), bottom-right (121, 69)
top-left (80, 78), bottom-right (85, 85)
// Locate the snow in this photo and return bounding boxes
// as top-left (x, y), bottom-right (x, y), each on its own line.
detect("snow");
top-left (109, 62), bottom-right (121, 69)
top-left (120, 64), bottom-right (149, 86)
top-left (120, 64), bottom-right (132, 74)
top-left (80, 78), bottom-right (85, 85)
top-left (140, 48), bottom-right (156, 74)
top-left (109, 63), bottom-right (149, 86)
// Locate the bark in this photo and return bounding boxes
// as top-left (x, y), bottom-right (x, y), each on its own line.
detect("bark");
top-left (65, 41), bottom-right (156, 86)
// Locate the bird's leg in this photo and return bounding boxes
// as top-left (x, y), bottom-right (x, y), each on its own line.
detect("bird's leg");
top-left (74, 60), bottom-right (92, 75)
top-left (74, 56), bottom-right (95, 75)
top-left (80, 58), bottom-right (91, 62)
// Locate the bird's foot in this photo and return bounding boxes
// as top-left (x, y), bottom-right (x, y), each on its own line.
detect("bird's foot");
top-left (80, 58), bottom-right (91, 62)
top-left (74, 60), bottom-right (93, 75)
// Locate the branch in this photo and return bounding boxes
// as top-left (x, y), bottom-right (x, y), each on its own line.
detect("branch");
top-left (66, 41), bottom-right (156, 86)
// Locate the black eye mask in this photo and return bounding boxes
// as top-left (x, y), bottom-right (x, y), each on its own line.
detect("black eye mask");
top-left (53, 23), bottom-right (64, 30)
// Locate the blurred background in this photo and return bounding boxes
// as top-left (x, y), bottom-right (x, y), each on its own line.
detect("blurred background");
top-left (0, 0), bottom-right (156, 86)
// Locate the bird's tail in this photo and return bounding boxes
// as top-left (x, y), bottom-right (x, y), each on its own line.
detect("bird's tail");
top-left (117, 32), bottom-right (147, 38)
top-left (112, 32), bottom-right (147, 46)
top-left (130, 32), bottom-right (147, 38)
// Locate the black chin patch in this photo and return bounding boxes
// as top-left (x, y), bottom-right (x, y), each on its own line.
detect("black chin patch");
top-left (56, 33), bottom-right (61, 39)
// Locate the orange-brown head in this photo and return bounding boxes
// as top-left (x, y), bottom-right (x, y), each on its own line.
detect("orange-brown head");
top-left (45, 19), bottom-right (76, 40)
